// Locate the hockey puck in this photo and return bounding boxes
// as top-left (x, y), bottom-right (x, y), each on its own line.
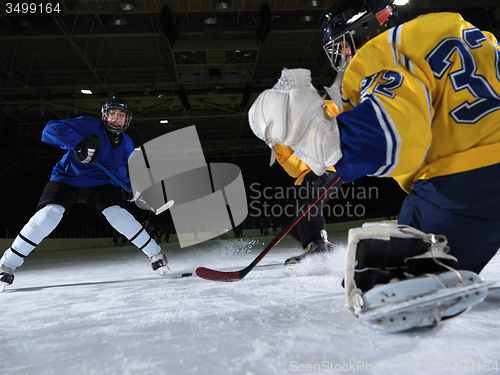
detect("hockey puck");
top-left (181, 273), bottom-right (193, 277)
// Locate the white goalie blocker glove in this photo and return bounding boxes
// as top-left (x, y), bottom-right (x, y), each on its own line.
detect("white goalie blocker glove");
top-left (248, 68), bottom-right (342, 175)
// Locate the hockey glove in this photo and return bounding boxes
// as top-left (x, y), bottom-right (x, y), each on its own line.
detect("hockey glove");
top-left (248, 68), bottom-right (342, 175)
top-left (75, 135), bottom-right (99, 164)
top-left (121, 183), bottom-right (136, 202)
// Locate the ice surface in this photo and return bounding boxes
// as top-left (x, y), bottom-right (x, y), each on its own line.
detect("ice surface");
top-left (1, 232), bottom-right (499, 375)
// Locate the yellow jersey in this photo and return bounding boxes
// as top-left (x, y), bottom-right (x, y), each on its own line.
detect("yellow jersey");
top-left (335, 12), bottom-right (500, 192)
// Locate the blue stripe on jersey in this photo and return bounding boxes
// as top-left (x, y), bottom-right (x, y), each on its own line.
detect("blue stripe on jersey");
top-left (493, 36), bottom-right (500, 81)
top-left (334, 98), bottom-right (397, 183)
top-left (400, 52), bottom-right (413, 72)
top-left (422, 82), bottom-right (432, 125)
top-left (389, 28), bottom-right (398, 66)
top-left (389, 25), bottom-right (402, 67)
top-left (368, 94), bottom-right (401, 177)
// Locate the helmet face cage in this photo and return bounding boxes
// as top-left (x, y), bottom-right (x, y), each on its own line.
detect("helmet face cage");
top-left (323, 31), bottom-right (357, 73)
top-left (101, 97), bottom-right (133, 133)
top-left (322, 0), bottom-right (395, 71)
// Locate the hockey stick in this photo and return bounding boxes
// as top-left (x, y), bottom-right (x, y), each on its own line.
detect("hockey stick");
top-left (94, 161), bottom-right (132, 192)
top-left (196, 175), bottom-right (343, 282)
top-left (94, 161), bottom-right (174, 215)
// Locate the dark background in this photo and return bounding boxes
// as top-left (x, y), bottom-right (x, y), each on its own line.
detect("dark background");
top-left (0, 0), bottom-right (497, 238)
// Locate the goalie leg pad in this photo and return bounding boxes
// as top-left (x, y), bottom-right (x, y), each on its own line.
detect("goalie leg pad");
top-left (345, 222), bottom-right (457, 298)
top-left (356, 270), bottom-right (490, 333)
top-left (344, 222), bottom-right (490, 333)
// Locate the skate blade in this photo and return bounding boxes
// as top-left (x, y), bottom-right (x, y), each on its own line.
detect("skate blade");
top-left (284, 263), bottom-right (296, 275)
top-left (284, 260), bottom-right (331, 276)
top-left (355, 271), bottom-right (492, 333)
top-left (358, 283), bottom-right (490, 333)
top-left (156, 265), bottom-right (172, 277)
top-left (0, 281), bottom-right (9, 292)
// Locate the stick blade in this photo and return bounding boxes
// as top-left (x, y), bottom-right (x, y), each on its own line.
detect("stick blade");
top-left (195, 267), bottom-right (242, 282)
top-left (155, 200), bottom-right (174, 215)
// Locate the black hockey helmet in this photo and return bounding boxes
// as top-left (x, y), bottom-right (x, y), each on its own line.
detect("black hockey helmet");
top-left (101, 96), bottom-right (133, 133)
top-left (322, 0), bottom-right (396, 71)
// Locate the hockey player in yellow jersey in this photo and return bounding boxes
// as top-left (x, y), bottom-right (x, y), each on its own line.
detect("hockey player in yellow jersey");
top-left (332, 11), bottom-right (500, 192)
top-left (248, 0), bottom-right (497, 332)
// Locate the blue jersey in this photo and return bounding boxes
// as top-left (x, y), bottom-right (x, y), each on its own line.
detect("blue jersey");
top-left (41, 116), bottom-right (135, 187)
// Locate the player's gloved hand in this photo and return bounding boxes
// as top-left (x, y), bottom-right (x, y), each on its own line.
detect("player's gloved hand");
top-left (248, 68), bottom-right (320, 148)
top-left (121, 182), bottom-right (136, 202)
top-left (248, 68), bottom-right (342, 175)
top-left (75, 135), bottom-right (99, 164)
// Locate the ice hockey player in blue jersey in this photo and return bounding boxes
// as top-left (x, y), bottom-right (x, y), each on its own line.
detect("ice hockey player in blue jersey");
top-left (0, 97), bottom-right (170, 292)
top-left (248, 0), bottom-right (497, 332)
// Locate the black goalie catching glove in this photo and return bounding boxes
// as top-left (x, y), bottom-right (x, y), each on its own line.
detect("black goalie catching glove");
top-left (75, 135), bottom-right (99, 164)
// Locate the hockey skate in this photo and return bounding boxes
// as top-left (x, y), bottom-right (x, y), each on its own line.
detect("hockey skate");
top-left (150, 251), bottom-right (171, 276)
top-left (344, 222), bottom-right (491, 333)
top-left (0, 264), bottom-right (14, 292)
top-left (284, 230), bottom-right (335, 275)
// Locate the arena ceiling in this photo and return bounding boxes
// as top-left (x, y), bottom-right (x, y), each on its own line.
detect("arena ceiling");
top-left (1, 0), bottom-right (499, 193)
